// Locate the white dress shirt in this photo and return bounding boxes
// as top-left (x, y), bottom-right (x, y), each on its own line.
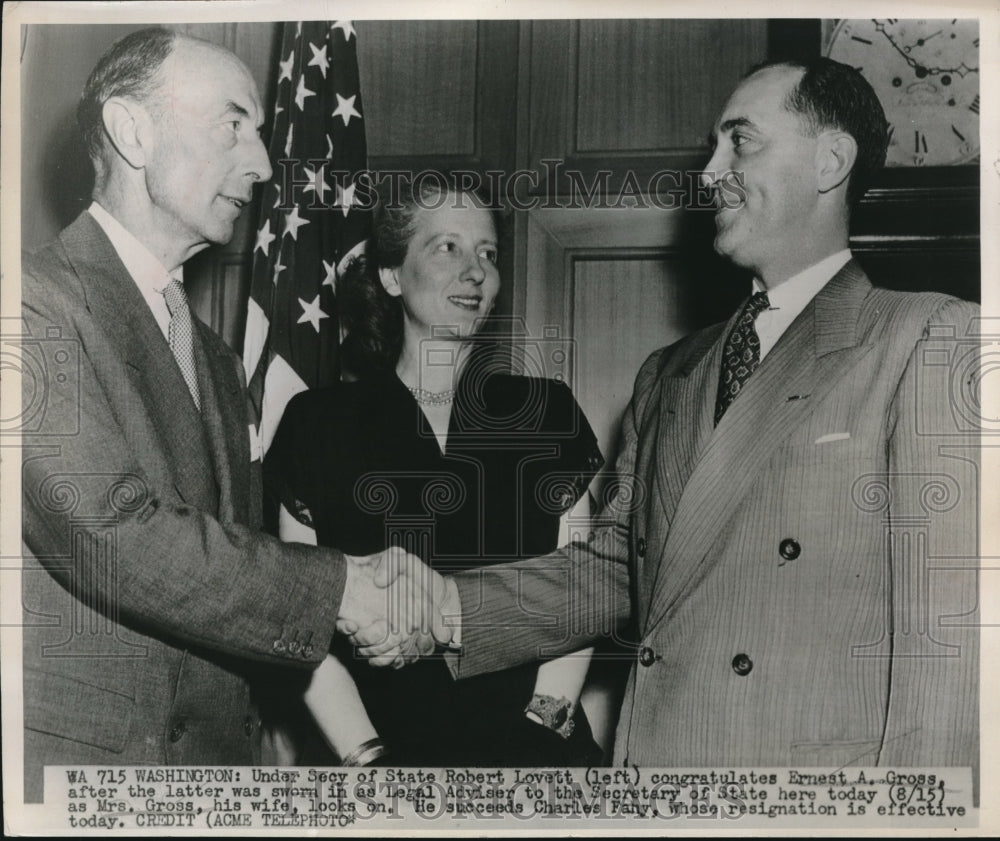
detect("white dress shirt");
top-left (753, 249), bottom-right (852, 360)
top-left (88, 201), bottom-right (181, 342)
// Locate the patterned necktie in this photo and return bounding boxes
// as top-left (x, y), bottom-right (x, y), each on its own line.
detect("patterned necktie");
top-left (714, 290), bottom-right (771, 425)
top-left (163, 278), bottom-right (201, 411)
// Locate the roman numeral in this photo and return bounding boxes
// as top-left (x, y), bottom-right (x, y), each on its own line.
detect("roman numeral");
top-left (852, 36), bottom-right (873, 44)
top-left (974, 38), bottom-right (979, 47)
top-left (914, 131), bottom-right (928, 154)
top-left (970, 95), bottom-right (980, 114)
top-left (886, 18), bottom-right (897, 24)
top-left (952, 124), bottom-right (966, 142)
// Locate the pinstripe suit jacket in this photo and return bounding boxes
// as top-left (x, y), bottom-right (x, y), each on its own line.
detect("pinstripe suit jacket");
top-left (19, 212), bottom-right (345, 800)
top-left (452, 261), bottom-right (979, 775)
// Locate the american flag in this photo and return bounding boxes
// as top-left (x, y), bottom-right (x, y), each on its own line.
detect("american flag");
top-left (243, 20), bottom-right (370, 459)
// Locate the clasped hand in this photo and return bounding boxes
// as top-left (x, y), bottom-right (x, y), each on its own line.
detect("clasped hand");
top-left (337, 547), bottom-right (458, 668)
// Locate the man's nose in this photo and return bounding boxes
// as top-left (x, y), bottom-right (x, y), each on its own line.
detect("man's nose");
top-left (700, 147), bottom-right (726, 189)
top-left (248, 133), bottom-right (273, 184)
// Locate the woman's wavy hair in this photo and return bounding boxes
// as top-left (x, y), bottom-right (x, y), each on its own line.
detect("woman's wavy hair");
top-left (339, 172), bottom-right (503, 379)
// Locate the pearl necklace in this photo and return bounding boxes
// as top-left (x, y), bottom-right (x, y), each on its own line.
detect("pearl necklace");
top-left (408, 386), bottom-right (455, 406)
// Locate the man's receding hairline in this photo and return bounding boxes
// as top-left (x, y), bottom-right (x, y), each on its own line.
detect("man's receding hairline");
top-left (169, 34), bottom-right (253, 75)
top-left (747, 64), bottom-right (822, 137)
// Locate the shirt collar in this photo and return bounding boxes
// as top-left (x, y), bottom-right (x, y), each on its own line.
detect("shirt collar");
top-left (752, 249), bottom-right (852, 311)
top-left (88, 201), bottom-right (182, 290)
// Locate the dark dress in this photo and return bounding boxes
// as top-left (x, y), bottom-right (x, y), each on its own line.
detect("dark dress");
top-left (264, 368), bottom-right (605, 766)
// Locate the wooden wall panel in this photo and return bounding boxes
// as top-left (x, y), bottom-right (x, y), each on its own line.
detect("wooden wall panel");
top-left (575, 20), bottom-right (768, 153)
top-left (572, 258), bottom-right (695, 457)
top-left (357, 21), bottom-right (478, 158)
top-left (524, 19), bottom-right (768, 196)
top-left (519, 205), bottom-right (747, 460)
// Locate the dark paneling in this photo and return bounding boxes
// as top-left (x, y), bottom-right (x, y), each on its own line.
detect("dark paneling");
top-left (767, 19), bottom-right (823, 63)
top-left (575, 20), bottom-right (767, 153)
top-left (525, 19), bottom-right (768, 197)
top-left (358, 20), bottom-right (478, 157)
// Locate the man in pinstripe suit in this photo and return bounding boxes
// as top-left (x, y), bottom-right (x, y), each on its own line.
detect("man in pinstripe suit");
top-left (375, 58), bottom-right (980, 781)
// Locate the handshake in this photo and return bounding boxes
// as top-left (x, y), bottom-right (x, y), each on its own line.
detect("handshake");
top-left (336, 547), bottom-right (461, 668)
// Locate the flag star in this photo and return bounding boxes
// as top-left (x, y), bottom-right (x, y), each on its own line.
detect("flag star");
top-left (322, 259), bottom-right (336, 288)
top-left (331, 20), bottom-right (356, 41)
top-left (254, 220), bottom-right (276, 256)
top-left (335, 182), bottom-right (359, 218)
top-left (284, 124), bottom-right (294, 157)
top-left (332, 93), bottom-right (361, 127)
top-left (308, 41), bottom-right (330, 79)
top-left (297, 295), bottom-right (329, 333)
top-left (272, 258), bottom-right (287, 284)
top-left (294, 75), bottom-right (316, 111)
top-left (278, 52), bottom-right (295, 84)
top-left (302, 164), bottom-right (330, 203)
top-left (283, 205), bottom-right (311, 241)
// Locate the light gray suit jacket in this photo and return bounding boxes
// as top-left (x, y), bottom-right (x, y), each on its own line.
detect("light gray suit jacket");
top-left (20, 212), bottom-right (344, 800)
top-left (452, 262), bottom-right (979, 779)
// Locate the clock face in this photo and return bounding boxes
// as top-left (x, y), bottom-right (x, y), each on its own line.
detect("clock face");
top-left (827, 19), bottom-right (979, 166)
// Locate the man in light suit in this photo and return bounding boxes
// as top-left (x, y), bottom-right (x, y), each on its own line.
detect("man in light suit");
top-left (20, 28), bottom-right (440, 800)
top-left (387, 58), bottom-right (979, 778)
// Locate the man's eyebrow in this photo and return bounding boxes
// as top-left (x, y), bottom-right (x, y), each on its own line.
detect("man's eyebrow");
top-left (707, 117), bottom-right (755, 148)
top-left (720, 117), bottom-right (754, 135)
top-left (223, 100), bottom-right (251, 118)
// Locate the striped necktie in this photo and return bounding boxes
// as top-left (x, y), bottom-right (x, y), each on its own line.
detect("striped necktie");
top-left (163, 278), bottom-right (201, 411)
top-left (714, 290), bottom-right (770, 425)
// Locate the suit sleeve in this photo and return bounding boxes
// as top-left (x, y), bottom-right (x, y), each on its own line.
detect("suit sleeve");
top-left (446, 351), bottom-right (665, 678)
top-left (20, 270), bottom-right (344, 668)
top-left (879, 298), bottom-right (979, 779)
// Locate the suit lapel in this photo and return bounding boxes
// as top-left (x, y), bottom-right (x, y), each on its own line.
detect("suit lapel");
top-left (642, 261), bottom-right (876, 633)
top-left (193, 321), bottom-right (250, 525)
top-left (60, 213), bottom-right (214, 506)
top-left (651, 322), bottom-right (730, 522)
top-left (637, 326), bottom-right (725, 610)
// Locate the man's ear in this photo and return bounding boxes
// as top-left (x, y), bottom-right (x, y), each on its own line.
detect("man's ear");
top-left (378, 267), bottom-right (402, 297)
top-left (816, 130), bottom-right (857, 194)
top-left (101, 97), bottom-right (152, 170)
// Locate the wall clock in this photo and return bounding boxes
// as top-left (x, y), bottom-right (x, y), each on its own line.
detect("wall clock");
top-left (825, 19), bottom-right (979, 166)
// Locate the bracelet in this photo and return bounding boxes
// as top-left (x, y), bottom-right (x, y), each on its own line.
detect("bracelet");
top-left (524, 694), bottom-right (576, 739)
top-left (340, 737), bottom-right (389, 767)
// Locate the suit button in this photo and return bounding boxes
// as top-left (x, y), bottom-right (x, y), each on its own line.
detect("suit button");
top-left (638, 646), bottom-right (657, 667)
top-left (272, 639), bottom-right (286, 654)
top-left (169, 721), bottom-right (186, 742)
top-left (779, 538), bottom-right (800, 561)
top-left (637, 538), bottom-right (646, 558)
top-left (732, 653), bottom-right (753, 676)
top-left (288, 640), bottom-right (301, 655)
top-left (244, 716), bottom-right (254, 737)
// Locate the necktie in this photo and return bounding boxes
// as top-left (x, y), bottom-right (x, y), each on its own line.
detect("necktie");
top-left (163, 278), bottom-right (201, 411)
top-left (714, 290), bottom-right (770, 425)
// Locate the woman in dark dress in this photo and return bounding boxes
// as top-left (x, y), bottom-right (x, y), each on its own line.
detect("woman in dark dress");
top-left (265, 175), bottom-right (604, 767)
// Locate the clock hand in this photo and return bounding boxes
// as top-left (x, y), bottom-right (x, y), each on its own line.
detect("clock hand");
top-left (914, 30), bottom-right (942, 46)
top-left (872, 21), bottom-right (978, 78)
